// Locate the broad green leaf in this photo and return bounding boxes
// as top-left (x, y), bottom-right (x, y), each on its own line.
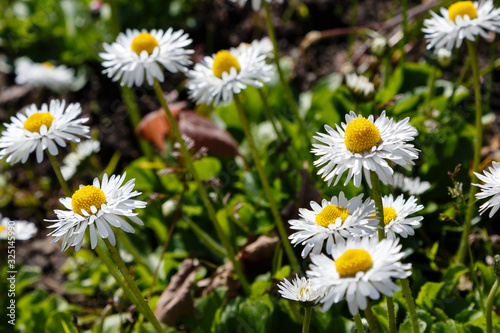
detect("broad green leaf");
top-left (45, 312), bottom-right (77, 333)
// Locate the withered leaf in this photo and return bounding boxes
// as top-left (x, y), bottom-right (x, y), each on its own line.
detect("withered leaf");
top-left (240, 234), bottom-right (280, 262)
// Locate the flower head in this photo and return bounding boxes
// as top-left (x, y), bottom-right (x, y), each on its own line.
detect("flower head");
top-left (307, 236), bottom-right (411, 315)
top-left (46, 173), bottom-right (146, 251)
top-left (0, 100), bottom-right (89, 164)
top-left (100, 28), bottom-right (193, 87)
top-left (312, 111), bottom-right (419, 188)
top-left (61, 140), bottom-right (101, 180)
top-left (423, 0), bottom-right (500, 51)
top-left (345, 73), bottom-right (375, 102)
top-left (15, 58), bottom-right (75, 92)
top-left (474, 161), bottom-right (500, 217)
top-left (230, 0), bottom-right (284, 11)
top-left (380, 194), bottom-right (423, 239)
top-left (231, 38), bottom-right (274, 60)
top-left (277, 275), bottom-right (324, 303)
top-left (186, 46), bottom-right (273, 106)
top-left (289, 192), bottom-right (378, 258)
top-left (393, 172), bottom-right (431, 195)
top-left (0, 215), bottom-right (37, 241)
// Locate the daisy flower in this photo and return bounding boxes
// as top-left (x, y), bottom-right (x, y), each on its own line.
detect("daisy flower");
top-left (0, 215), bottom-right (37, 241)
top-left (277, 275), bottom-right (324, 303)
top-left (307, 236), bottom-right (411, 315)
top-left (0, 100), bottom-right (90, 165)
top-left (312, 111), bottom-right (419, 188)
top-left (230, 0), bottom-right (284, 11)
top-left (423, 0), bottom-right (500, 51)
top-left (232, 38), bottom-right (274, 60)
top-left (46, 173), bottom-right (146, 251)
top-left (100, 28), bottom-right (193, 87)
top-left (289, 192), bottom-right (378, 258)
top-left (393, 172), bottom-right (431, 195)
top-left (15, 58), bottom-right (75, 92)
top-left (345, 73), bottom-right (375, 102)
top-left (186, 46), bottom-right (273, 106)
top-left (61, 139), bottom-right (101, 180)
top-left (380, 194), bottom-right (423, 239)
top-left (473, 161), bottom-right (500, 217)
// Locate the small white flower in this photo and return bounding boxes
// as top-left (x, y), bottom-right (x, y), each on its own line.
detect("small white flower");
top-left (0, 100), bottom-right (90, 165)
top-left (100, 28), bottom-right (194, 87)
top-left (0, 215), bottom-right (37, 241)
top-left (278, 275), bottom-right (324, 303)
top-left (61, 140), bottom-right (101, 180)
top-left (473, 161), bottom-right (500, 217)
top-left (423, 0), bottom-right (500, 51)
top-left (380, 194), bottom-right (423, 239)
top-left (345, 73), bottom-right (375, 102)
top-left (371, 36), bottom-right (388, 57)
top-left (231, 38), bottom-right (274, 60)
top-left (289, 192), bottom-right (378, 258)
top-left (436, 48), bottom-right (453, 67)
top-left (393, 172), bottom-right (431, 195)
top-left (15, 58), bottom-right (76, 92)
top-left (307, 236), bottom-right (411, 315)
top-left (46, 173), bottom-right (146, 251)
top-left (312, 111), bottom-right (419, 188)
top-left (230, 0), bottom-right (284, 11)
top-left (187, 46), bottom-right (273, 106)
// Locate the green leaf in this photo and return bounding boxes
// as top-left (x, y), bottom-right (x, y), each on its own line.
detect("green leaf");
top-left (430, 319), bottom-right (462, 333)
top-left (416, 281), bottom-right (445, 311)
top-left (193, 157), bottom-right (222, 181)
top-left (45, 312), bottom-right (77, 333)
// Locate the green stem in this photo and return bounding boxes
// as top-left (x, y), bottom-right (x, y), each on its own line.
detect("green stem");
top-left (486, 277), bottom-right (500, 333)
top-left (183, 213), bottom-right (226, 258)
top-left (385, 297), bottom-right (396, 333)
top-left (47, 153), bottom-right (71, 197)
top-left (152, 79), bottom-right (250, 295)
top-left (257, 88), bottom-right (302, 172)
top-left (263, 2), bottom-right (310, 142)
top-left (369, 171), bottom-right (385, 241)
top-left (302, 306), bottom-right (312, 333)
top-left (120, 85), bottom-right (154, 158)
top-left (117, 230), bottom-right (149, 271)
top-left (364, 300), bottom-right (379, 333)
top-left (401, 278), bottom-right (420, 333)
top-left (289, 301), bottom-right (303, 323)
top-left (457, 40), bottom-right (482, 264)
top-left (233, 94), bottom-right (301, 273)
top-left (425, 65), bottom-right (436, 107)
top-left (353, 313), bottom-right (365, 333)
top-left (103, 239), bottom-right (165, 333)
top-left (348, 0), bottom-right (359, 59)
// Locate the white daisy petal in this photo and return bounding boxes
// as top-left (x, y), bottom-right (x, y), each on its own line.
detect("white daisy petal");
top-left (0, 215), bottom-right (37, 240)
top-left (473, 161), bottom-right (500, 217)
top-left (277, 275), bottom-right (325, 303)
top-left (14, 57), bottom-right (76, 92)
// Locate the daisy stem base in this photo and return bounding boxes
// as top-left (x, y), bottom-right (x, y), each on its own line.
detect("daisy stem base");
top-left (365, 300), bottom-right (379, 333)
top-left (353, 313), bottom-right (365, 332)
top-left (302, 306), bottom-right (312, 333)
top-left (458, 40), bottom-right (482, 265)
top-left (234, 93), bottom-right (301, 274)
top-left (385, 297), bottom-right (396, 333)
top-left (47, 153), bottom-right (71, 197)
top-left (103, 239), bottom-right (165, 332)
top-left (401, 278), bottom-right (419, 333)
top-left (263, 2), bottom-right (310, 144)
top-left (152, 79), bottom-right (251, 295)
top-left (486, 277), bottom-right (500, 333)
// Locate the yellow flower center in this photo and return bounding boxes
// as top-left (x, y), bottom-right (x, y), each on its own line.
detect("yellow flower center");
top-left (335, 249), bottom-right (373, 277)
top-left (131, 33), bottom-right (159, 56)
top-left (344, 118), bottom-right (381, 154)
top-left (315, 204), bottom-right (349, 228)
top-left (448, 1), bottom-right (477, 23)
top-left (299, 286), bottom-right (308, 297)
top-left (212, 50), bottom-right (240, 79)
top-left (0, 225), bottom-right (5, 233)
top-left (42, 62), bottom-right (54, 68)
top-left (23, 112), bottom-right (54, 133)
top-left (383, 207), bottom-right (398, 225)
top-left (71, 185), bottom-right (106, 215)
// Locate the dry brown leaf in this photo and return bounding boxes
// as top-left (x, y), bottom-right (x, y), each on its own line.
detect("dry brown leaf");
top-left (0, 85), bottom-right (35, 105)
top-left (154, 258), bottom-right (199, 326)
top-left (240, 234), bottom-right (279, 262)
top-left (199, 261), bottom-right (240, 297)
top-left (137, 108), bottom-right (239, 157)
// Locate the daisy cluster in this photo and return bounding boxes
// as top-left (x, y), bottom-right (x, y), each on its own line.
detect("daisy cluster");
top-left (278, 110), bottom-right (425, 316)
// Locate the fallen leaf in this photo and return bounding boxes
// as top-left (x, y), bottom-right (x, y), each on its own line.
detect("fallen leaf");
top-left (0, 85), bottom-right (35, 105)
top-left (240, 234), bottom-right (279, 262)
top-left (154, 258), bottom-right (199, 326)
top-left (199, 261), bottom-right (240, 297)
